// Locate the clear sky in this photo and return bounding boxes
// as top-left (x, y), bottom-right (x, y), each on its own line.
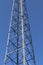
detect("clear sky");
top-left (0, 0), bottom-right (43, 65)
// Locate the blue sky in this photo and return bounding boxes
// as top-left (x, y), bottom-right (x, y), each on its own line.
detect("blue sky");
top-left (0, 0), bottom-right (43, 65)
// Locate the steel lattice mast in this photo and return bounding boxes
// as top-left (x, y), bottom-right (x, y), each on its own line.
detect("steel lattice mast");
top-left (4, 0), bottom-right (36, 65)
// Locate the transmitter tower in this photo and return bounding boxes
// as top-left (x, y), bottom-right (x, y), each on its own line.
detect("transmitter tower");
top-left (4, 0), bottom-right (36, 65)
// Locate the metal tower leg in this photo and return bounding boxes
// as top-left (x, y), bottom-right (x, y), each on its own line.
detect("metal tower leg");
top-left (20, 0), bottom-right (26, 65)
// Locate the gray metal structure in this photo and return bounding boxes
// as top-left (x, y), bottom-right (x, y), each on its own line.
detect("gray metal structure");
top-left (4, 0), bottom-right (36, 65)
